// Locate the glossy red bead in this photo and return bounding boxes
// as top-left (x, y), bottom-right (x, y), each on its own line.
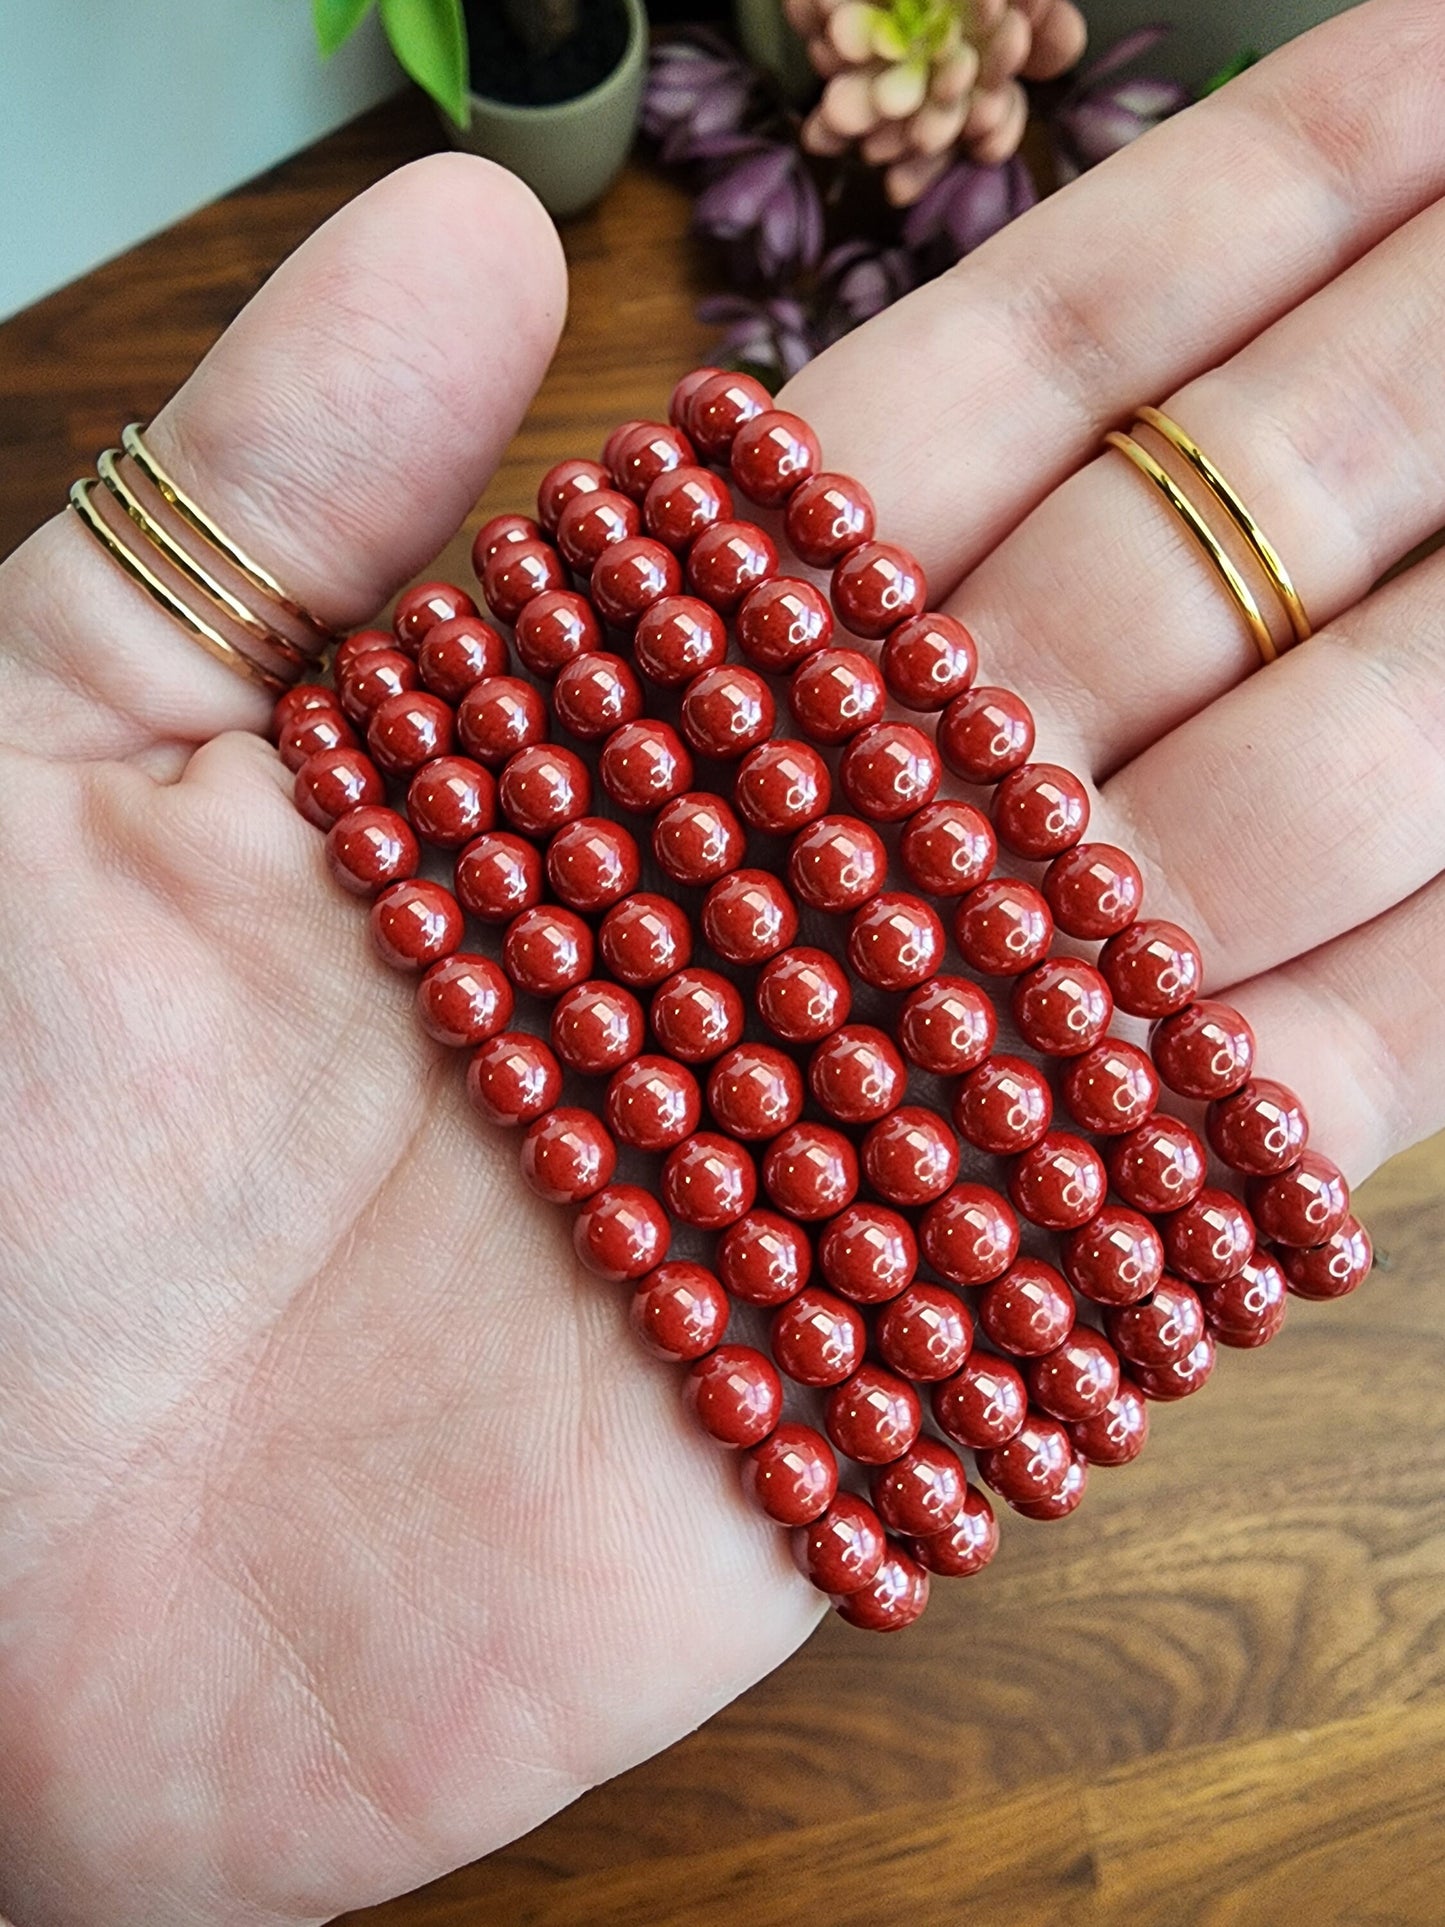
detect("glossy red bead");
top-left (791, 1493), bottom-right (887, 1595)
top-left (1060, 1040), bottom-right (1160, 1136)
top-left (730, 408), bottom-right (821, 505)
top-left (457, 675), bottom-right (548, 769)
top-left (686, 519), bottom-right (778, 611)
top-left (741, 1423), bottom-right (838, 1526)
top-left (1027, 1329), bottom-right (1120, 1423)
top-left (834, 1548), bottom-right (930, 1628)
top-left (1008, 1131), bottom-right (1108, 1231)
top-left (734, 737), bottom-right (831, 835)
top-left (919, 1182), bottom-right (1020, 1288)
top-left (824, 1365), bottom-right (921, 1466)
top-left (669, 367), bottom-right (723, 431)
top-left (553, 660), bottom-right (640, 756)
top-left (977, 1257), bottom-right (1075, 1356)
top-left (630, 1261), bottom-right (730, 1361)
top-left (879, 611), bottom-right (977, 710)
top-left (502, 904), bottom-right (594, 998)
top-left (706, 1043), bottom-right (805, 1141)
top-left (598, 719), bottom-right (694, 813)
top-left (370, 879), bottom-right (463, 971)
top-left (591, 535), bottom-right (682, 627)
top-left (1281, 1217), bottom-right (1372, 1300)
top-left (952, 1054), bottom-right (1053, 1156)
top-left (415, 953), bottom-right (513, 1047)
top-left (519, 1108), bottom-right (616, 1203)
top-left (771, 1287), bottom-right (866, 1388)
top-left (976, 1414), bottom-right (1073, 1507)
top-left (393, 580), bottom-right (478, 650)
top-left (809, 1025), bottom-right (906, 1125)
top-left (756, 946), bottom-right (852, 1043)
top-left (573, 1184), bottom-right (670, 1281)
top-left (1062, 1205), bottom-right (1165, 1307)
top-left (536, 456), bottom-right (608, 533)
top-left (938, 684), bottom-right (1035, 783)
top-left (455, 830), bottom-right (544, 923)
top-left (1101, 919), bottom-right (1204, 1018)
top-left (686, 371), bottom-right (771, 461)
top-left (862, 1107), bottom-right (959, 1207)
top-left (897, 976), bottom-right (996, 1078)
top-left (273, 683), bottom-right (341, 738)
top-left (1068, 1381), bottom-right (1149, 1465)
top-left (1011, 1456), bottom-right (1090, 1520)
top-left (680, 664), bottom-right (776, 761)
top-left (598, 892), bottom-right (693, 987)
top-left (513, 589), bottom-right (602, 679)
top-left (1011, 958), bottom-right (1113, 1059)
top-left (498, 743), bottom-right (591, 837)
top-left (716, 1209), bottom-right (813, 1306)
top-left (666, 1125), bottom-right (759, 1225)
top-left (641, 464), bottom-right (732, 549)
top-left (1199, 1250), bottom-right (1289, 1347)
top-left (1161, 1188), bottom-right (1255, 1284)
top-left (633, 595), bottom-right (727, 687)
top-left (876, 1283), bottom-right (973, 1382)
top-left (367, 691), bottom-right (455, 777)
top-left (899, 800), bottom-right (996, 898)
top-left (871, 1437), bottom-right (966, 1537)
top-left (932, 1354), bottom-right (1028, 1450)
top-left (736, 577), bottom-right (833, 675)
top-left (1040, 848), bottom-right (1141, 948)
top-left (555, 488), bottom-right (640, 572)
top-left (1207, 1078), bottom-right (1310, 1176)
top-left (406, 755), bottom-right (496, 849)
top-left (817, 1202), bottom-right (917, 1304)
top-left (610, 421), bottom-right (696, 501)
top-left (685, 1343), bottom-right (782, 1449)
top-left (787, 814), bottom-right (886, 914)
top-left (294, 746), bottom-right (383, 830)
top-left (550, 980), bottom-right (645, 1076)
top-left (1105, 1276), bottom-right (1206, 1370)
top-left (1133, 1330), bottom-right (1217, 1402)
top-left (847, 891), bottom-right (945, 991)
top-left (338, 648), bottom-right (418, 727)
top-left (992, 762), bottom-right (1090, 860)
top-left (763, 1122), bottom-right (859, 1221)
top-left (909, 1485), bottom-right (998, 1577)
top-left (603, 1053), bottom-right (702, 1152)
top-left (1107, 1115), bottom-right (1208, 1214)
top-left (482, 539), bottom-right (567, 625)
top-left (839, 722), bottom-right (942, 823)
top-left (330, 630), bottom-right (394, 681)
top-left (546, 816), bottom-right (641, 913)
top-left (782, 469), bottom-right (876, 567)
top-left (787, 647), bottom-right (887, 744)
top-left (832, 540), bottom-right (927, 639)
top-left (471, 514), bottom-right (541, 576)
top-left (649, 968), bottom-right (745, 1063)
top-left (652, 792), bottom-right (746, 886)
top-left (1151, 1000), bottom-right (1255, 1100)
top-left (466, 1031), bottom-right (562, 1127)
top-left (1249, 1152), bottom-right (1350, 1248)
top-left (954, 878), bottom-right (1053, 976)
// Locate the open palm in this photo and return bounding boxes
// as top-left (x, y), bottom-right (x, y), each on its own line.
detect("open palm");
top-left (3, 5), bottom-right (1444, 1922)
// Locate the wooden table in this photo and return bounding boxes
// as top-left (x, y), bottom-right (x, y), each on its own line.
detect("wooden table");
top-left (4, 92), bottom-right (1444, 1927)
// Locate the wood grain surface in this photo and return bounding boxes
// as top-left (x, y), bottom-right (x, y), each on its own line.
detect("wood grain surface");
top-left (2, 92), bottom-right (1442, 1927)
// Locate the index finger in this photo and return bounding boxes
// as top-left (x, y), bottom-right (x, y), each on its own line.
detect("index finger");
top-left (782, 0), bottom-right (1445, 597)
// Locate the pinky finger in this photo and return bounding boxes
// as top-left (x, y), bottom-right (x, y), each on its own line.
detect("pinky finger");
top-left (1224, 875), bottom-right (1445, 1184)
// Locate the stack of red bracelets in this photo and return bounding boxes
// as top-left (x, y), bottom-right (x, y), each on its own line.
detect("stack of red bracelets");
top-left (272, 367), bottom-right (1373, 1634)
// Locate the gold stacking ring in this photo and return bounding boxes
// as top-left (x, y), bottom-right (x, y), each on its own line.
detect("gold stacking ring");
top-left (69, 425), bottom-right (339, 692)
top-left (1106, 406), bottom-right (1312, 666)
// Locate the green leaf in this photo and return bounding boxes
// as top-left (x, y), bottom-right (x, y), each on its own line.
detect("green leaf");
top-left (1199, 45), bottom-right (1259, 96)
top-left (313, 0), bottom-right (375, 59)
top-left (378, 0), bottom-right (470, 124)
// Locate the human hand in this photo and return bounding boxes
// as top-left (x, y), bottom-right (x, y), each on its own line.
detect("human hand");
top-left (2, 3), bottom-right (1443, 1921)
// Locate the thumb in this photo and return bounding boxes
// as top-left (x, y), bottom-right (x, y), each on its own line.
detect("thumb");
top-left (0, 154), bottom-right (566, 760)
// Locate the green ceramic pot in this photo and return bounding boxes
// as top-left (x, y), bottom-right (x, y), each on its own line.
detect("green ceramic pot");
top-left (447, 0), bottom-right (647, 220)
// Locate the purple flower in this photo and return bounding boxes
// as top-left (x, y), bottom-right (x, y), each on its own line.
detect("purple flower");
top-left (902, 156), bottom-right (1038, 266)
top-left (642, 34), bottom-right (757, 165)
top-left (696, 295), bottom-right (819, 383)
top-left (693, 142), bottom-right (825, 285)
top-left (818, 242), bottom-right (916, 332)
top-left (1049, 27), bottom-right (1191, 178)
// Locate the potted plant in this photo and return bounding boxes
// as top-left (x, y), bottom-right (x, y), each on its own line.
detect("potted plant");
top-left (314, 0), bottom-right (649, 217)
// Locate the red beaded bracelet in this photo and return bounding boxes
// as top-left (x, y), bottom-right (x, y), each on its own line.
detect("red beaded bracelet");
top-left (279, 367), bottom-right (1370, 1634)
